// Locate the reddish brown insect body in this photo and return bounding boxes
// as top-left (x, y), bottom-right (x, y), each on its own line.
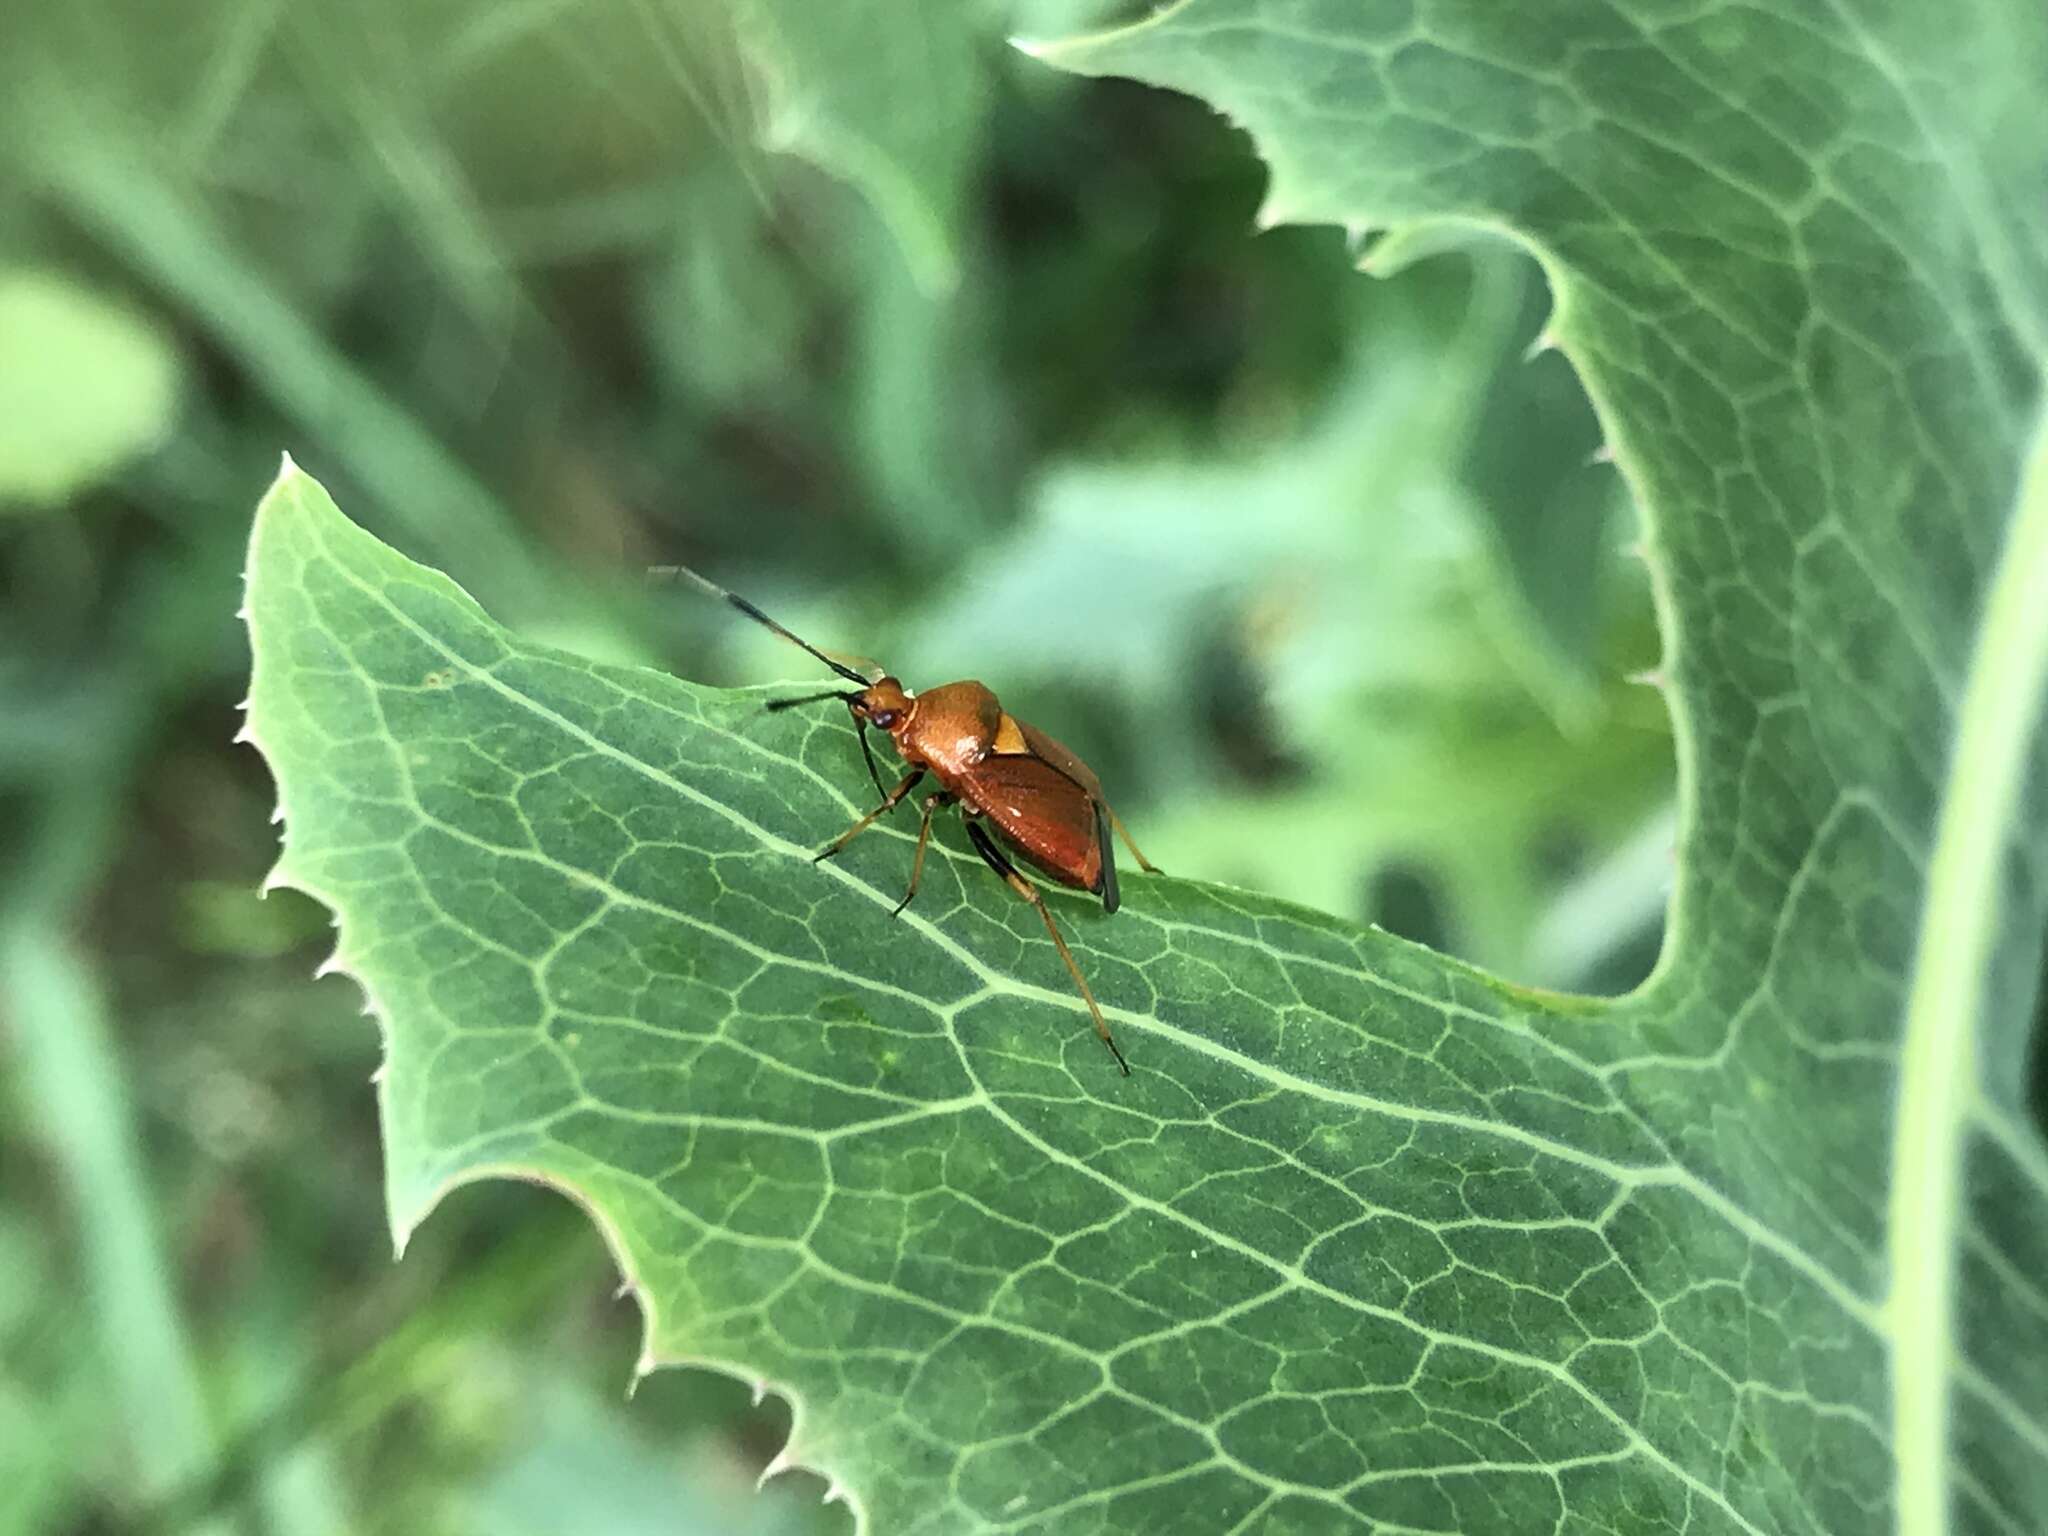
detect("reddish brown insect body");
top-left (661, 566), bottom-right (1156, 1073)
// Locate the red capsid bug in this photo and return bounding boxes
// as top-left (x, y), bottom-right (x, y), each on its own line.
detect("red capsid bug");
top-left (659, 563), bottom-right (1156, 1074)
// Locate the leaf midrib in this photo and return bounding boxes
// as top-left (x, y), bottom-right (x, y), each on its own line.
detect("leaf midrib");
top-left (1888, 414), bottom-right (2048, 1533)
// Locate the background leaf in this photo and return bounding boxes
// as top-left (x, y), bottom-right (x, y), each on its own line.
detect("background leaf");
top-left (0, 267), bottom-right (180, 510)
top-left (727, 0), bottom-right (988, 292)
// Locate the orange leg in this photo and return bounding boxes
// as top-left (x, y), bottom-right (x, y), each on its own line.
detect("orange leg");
top-left (815, 770), bottom-right (924, 863)
top-left (891, 792), bottom-right (952, 917)
top-left (1105, 803), bottom-right (1159, 874)
top-left (963, 819), bottom-right (1129, 1075)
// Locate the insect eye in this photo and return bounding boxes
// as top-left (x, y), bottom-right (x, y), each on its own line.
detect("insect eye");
top-left (870, 709), bottom-right (900, 729)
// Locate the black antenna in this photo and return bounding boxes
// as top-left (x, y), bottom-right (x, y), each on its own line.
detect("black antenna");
top-left (761, 688), bottom-right (855, 712)
top-left (656, 563), bottom-right (893, 803)
top-left (652, 563), bottom-right (870, 688)
top-left (763, 687), bottom-right (890, 800)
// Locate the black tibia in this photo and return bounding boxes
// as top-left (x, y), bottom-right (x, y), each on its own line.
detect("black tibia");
top-left (1094, 802), bottom-right (1119, 914)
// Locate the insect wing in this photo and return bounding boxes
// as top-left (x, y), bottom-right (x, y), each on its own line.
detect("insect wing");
top-left (1013, 719), bottom-right (1106, 799)
top-left (971, 753), bottom-right (1102, 893)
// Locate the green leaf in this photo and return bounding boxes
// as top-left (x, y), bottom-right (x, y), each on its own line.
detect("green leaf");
top-left (727, 0), bottom-right (986, 292)
top-left (244, 0), bottom-right (2048, 1522)
top-left (1028, 1), bottom-right (2048, 1528)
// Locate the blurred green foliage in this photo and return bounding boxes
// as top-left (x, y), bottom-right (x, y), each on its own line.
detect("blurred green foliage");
top-left (0, 0), bottom-right (1669, 1530)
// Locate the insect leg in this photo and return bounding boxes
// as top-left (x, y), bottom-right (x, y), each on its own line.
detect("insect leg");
top-left (855, 720), bottom-right (892, 804)
top-left (757, 694), bottom-right (888, 803)
top-left (1093, 804), bottom-right (1121, 916)
top-left (815, 769), bottom-right (924, 863)
top-left (962, 818), bottom-right (1129, 1076)
top-left (1104, 804), bottom-right (1160, 873)
top-left (891, 792), bottom-right (953, 917)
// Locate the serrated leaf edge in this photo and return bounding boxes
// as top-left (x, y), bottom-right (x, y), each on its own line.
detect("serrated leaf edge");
top-left (1019, 24), bottom-right (1696, 1003)
top-left (1032, 19), bottom-right (2048, 1528)
top-left (238, 455), bottom-right (866, 1533)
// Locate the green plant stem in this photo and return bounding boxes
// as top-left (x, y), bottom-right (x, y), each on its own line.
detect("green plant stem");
top-left (2, 814), bottom-right (234, 1536)
top-left (0, 538), bottom-right (259, 1533)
